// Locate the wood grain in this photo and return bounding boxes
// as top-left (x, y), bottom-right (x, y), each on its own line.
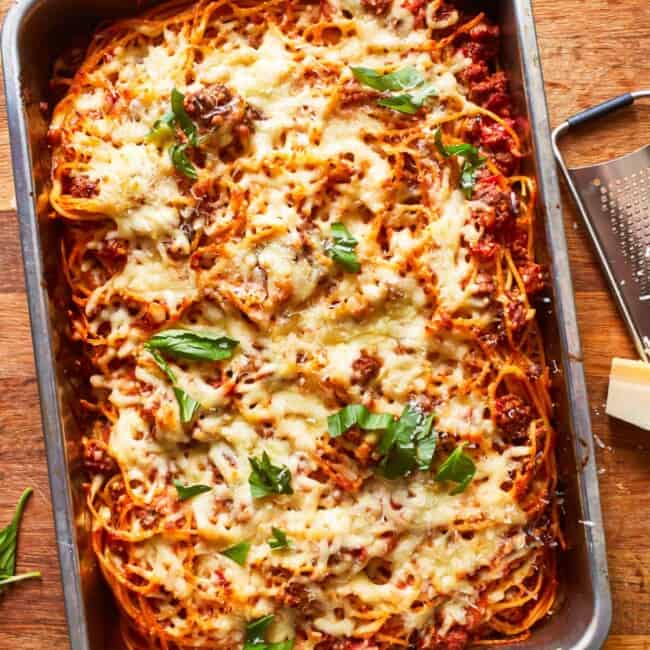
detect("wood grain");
top-left (0, 0), bottom-right (647, 647)
top-left (534, 1), bottom-right (650, 647)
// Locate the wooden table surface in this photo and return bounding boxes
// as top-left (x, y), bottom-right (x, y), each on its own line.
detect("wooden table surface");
top-left (0, 0), bottom-right (648, 647)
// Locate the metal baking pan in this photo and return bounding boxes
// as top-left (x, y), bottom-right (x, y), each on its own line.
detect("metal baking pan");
top-left (1, 1), bottom-right (612, 648)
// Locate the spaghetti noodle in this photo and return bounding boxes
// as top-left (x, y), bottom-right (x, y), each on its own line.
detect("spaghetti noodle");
top-left (47, 0), bottom-right (563, 648)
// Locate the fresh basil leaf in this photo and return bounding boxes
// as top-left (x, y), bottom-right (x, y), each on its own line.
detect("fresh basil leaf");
top-left (459, 156), bottom-right (486, 198)
top-left (0, 488), bottom-right (41, 593)
top-left (327, 247), bottom-right (360, 272)
top-left (173, 386), bottom-right (200, 423)
top-left (377, 404), bottom-right (427, 454)
top-left (245, 615), bottom-right (275, 647)
top-left (170, 88), bottom-right (198, 146)
top-left (0, 489), bottom-right (31, 577)
top-left (328, 403), bottom-right (436, 478)
top-left (330, 222), bottom-right (357, 247)
top-left (170, 143), bottom-right (198, 180)
top-left (220, 541), bottom-right (250, 565)
top-left (268, 528), bottom-right (291, 551)
top-left (249, 452), bottom-right (293, 499)
top-left (434, 129), bottom-right (486, 198)
top-left (377, 404), bottom-right (436, 479)
top-left (377, 83), bottom-right (437, 114)
top-left (435, 129), bottom-right (484, 163)
top-left (351, 66), bottom-right (423, 91)
top-left (148, 348), bottom-right (176, 383)
top-left (459, 162), bottom-right (481, 198)
top-left (149, 89), bottom-right (199, 154)
top-left (327, 404), bottom-right (394, 438)
top-left (350, 64), bottom-right (437, 115)
top-left (415, 414), bottom-right (437, 471)
top-left (147, 349), bottom-right (200, 423)
top-left (244, 615), bottom-right (294, 650)
top-left (377, 94), bottom-right (420, 115)
top-left (409, 82), bottom-right (438, 106)
top-left (326, 222), bottom-right (360, 273)
top-left (434, 444), bottom-right (476, 494)
top-left (147, 111), bottom-right (175, 143)
top-left (174, 480), bottom-right (211, 501)
top-left (146, 329), bottom-right (239, 362)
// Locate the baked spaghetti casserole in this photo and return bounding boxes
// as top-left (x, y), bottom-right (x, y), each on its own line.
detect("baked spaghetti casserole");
top-left (47, 0), bottom-right (562, 647)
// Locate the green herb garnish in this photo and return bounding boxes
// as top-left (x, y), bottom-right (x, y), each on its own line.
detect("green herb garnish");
top-left (326, 222), bottom-right (360, 273)
top-left (173, 480), bottom-right (211, 501)
top-left (148, 88), bottom-right (198, 145)
top-left (147, 111), bottom-right (175, 144)
top-left (328, 403), bottom-right (437, 479)
top-left (173, 387), bottom-right (200, 423)
top-left (434, 128), bottom-right (486, 198)
top-left (146, 348), bottom-right (200, 423)
top-left (327, 404), bottom-right (394, 438)
top-left (245, 615), bottom-right (275, 649)
top-left (249, 452), bottom-right (293, 499)
top-left (377, 82), bottom-right (438, 115)
top-left (146, 329), bottom-right (239, 362)
top-left (351, 66), bottom-right (424, 91)
top-left (376, 404), bottom-right (437, 479)
top-left (268, 528), bottom-right (291, 551)
top-left (459, 162), bottom-right (484, 198)
top-left (169, 143), bottom-right (198, 180)
top-left (150, 88), bottom-right (201, 179)
top-left (220, 541), bottom-right (251, 566)
top-left (0, 488), bottom-right (41, 593)
top-left (170, 88), bottom-right (198, 146)
top-left (351, 66), bottom-right (437, 114)
top-left (434, 444), bottom-right (476, 494)
top-left (244, 615), bottom-right (294, 650)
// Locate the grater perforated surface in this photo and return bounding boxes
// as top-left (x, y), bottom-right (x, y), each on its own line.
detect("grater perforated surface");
top-left (597, 166), bottom-right (650, 297)
top-left (569, 144), bottom-right (650, 353)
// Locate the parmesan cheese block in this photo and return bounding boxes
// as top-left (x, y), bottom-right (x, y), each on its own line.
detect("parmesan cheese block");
top-left (606, 357), bottom-right (650, 430)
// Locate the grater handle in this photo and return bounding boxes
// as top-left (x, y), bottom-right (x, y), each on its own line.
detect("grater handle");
top-left (566, 93), bottom-right (634, 128)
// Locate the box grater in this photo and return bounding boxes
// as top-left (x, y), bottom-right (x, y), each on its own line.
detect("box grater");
top-left (553, 90), bottom-right (650, 361)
